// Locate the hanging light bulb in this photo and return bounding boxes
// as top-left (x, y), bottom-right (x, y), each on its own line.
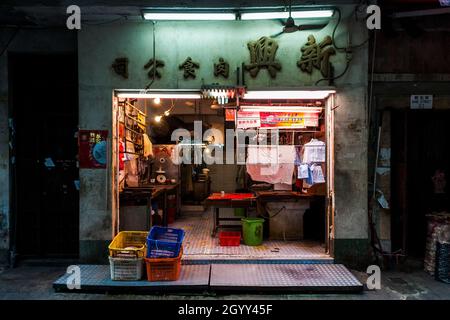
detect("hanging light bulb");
top-left (153, 97), bottom-right (161, 105)
top-left (210, 100), bottom-right (220, 110)
top-left (164, 110), bottom-right (170, 116)
top-left (154, 115), bottom-right (162, 122)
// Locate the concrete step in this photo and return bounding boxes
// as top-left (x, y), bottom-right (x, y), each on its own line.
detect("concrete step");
top-left (53, 263), bottom-right (362, 293)
top-left (182, 256), bottom-right (334, 265)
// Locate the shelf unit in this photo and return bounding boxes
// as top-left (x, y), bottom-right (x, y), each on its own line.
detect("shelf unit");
top-left (118, 99), bottom-right (147, 157)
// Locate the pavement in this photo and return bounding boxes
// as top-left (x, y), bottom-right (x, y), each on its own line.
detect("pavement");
top-left (0, 264), bottom-right (449, 300)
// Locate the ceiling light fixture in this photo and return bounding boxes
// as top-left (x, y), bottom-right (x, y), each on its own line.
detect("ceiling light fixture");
top-left (116, 90), bottom-right (202, 99)
top-left (153, 97), bottom-right (161, 105)
top-left (142, 11), bottom-right (236, 21)
top-left (141, 7), bottom-right (334, 21)
top-left (243, 90), bottom-right (335, 100)
top-left (240, 10), bottom-right (334, 20)
top-left (240, 106), bottom-right (324, 113)
top-left (210, 100), bottom-right (221, 110)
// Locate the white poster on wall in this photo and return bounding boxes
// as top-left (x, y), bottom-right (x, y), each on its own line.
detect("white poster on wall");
top-left (236, 111), bottom-right (261, 129)
top-left (410, 95), bottom-right (433, 109)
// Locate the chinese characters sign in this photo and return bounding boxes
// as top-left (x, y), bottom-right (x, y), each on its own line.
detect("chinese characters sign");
top-left (244, 37), bottom-right (282, 78)
top-left (179, 57), bottom-right (200, 79)
top-left (214, 57), bottom-right (230, 78)
top-left (112, 33), bottom-right (339, 82)
top-left (112, 57), bottom-right (129, 79)
top-left (79, 130), bottom-right (108, 169)
top-left (145, 58), bottom-right (165, 80)
top-left (298, 35), bottom-right (335, 79)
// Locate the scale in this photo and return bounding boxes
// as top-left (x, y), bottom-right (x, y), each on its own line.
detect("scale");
top-left (156, 173), bottom-right (166, 184)
top-left (156, 157), bottom-right (166, 184)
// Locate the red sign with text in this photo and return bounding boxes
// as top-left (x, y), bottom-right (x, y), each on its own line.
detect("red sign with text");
top-left (78, 130), bottom-right (108, 169)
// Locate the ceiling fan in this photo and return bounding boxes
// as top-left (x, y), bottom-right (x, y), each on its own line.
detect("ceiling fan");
top-left (270, 1), bottom-right (330, 38)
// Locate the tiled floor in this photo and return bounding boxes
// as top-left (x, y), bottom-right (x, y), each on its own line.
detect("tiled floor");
top-left (170, 211), bottom-right (332, 263)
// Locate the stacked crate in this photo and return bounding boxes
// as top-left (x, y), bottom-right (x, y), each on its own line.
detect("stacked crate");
top-left (145, 226), bottom-right (185, 281)
top-left (108, 231), bottom-right (148, 281)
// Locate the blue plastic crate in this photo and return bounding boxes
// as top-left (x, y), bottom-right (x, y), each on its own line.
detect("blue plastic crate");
top-left (147, 226), bottom-right (185, 258)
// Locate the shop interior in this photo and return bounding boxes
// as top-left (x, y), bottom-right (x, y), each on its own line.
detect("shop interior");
top-left (113, 89), bottom-right (335, 262)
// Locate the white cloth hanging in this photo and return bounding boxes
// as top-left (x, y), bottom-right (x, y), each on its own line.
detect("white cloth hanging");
top-left (298, 163), bottom-right (309, 179)
top-left (310, 164), bottom-right (325, 184)
top-left (303, 138), bottom-right (326, 163)
top-left (246, 146), bottom-right (296, 185)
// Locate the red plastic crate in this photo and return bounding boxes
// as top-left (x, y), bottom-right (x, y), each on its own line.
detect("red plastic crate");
top-left (145, 247), bottom-right (182, 281)
top-left (219, 231), bottom-right (241, 246)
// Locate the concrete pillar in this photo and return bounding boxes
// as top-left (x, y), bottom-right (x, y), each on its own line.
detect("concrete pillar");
top-left (0, 35), bottom-right (9, 264)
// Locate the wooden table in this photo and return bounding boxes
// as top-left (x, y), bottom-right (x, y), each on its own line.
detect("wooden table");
top-left (254, 191), bottom-right (319, 202)
top-left (148, 184), bottom-right (180, 226)
top-left (204, 193), bottom-right (257, 237)
top-left (120, 187), bottom-right (153, 230)
top-left (121, 183), bottom-right (180, 228)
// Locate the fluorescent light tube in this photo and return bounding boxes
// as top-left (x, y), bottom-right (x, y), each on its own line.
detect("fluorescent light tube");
top-left (240, 106), bottom-right (323, 113)
top-left (116, 91), bottom-right (202, 99)
top-left (240, 10), bottom-right (334, 20)
top-left (243, 90), bottom-right (335, 100)
top-left (143, 12), bottom-right (236, 21)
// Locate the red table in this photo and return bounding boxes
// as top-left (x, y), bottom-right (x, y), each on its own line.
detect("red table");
top-left (204, 193), bottom-right (257, 237)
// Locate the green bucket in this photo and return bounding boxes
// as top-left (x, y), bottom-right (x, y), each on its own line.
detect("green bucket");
top-left (241, 217), bottom-right (264, 246)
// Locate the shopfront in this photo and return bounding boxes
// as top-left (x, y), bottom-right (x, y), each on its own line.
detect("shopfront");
top-left (110, 87), bottom-right (336, 264)
top-left (69, 7), bottom-right (368, 276)
top-left (0, 2), bottom-right (371, 291)
top-left (3, 1), bottom-right (450, 298)
top-left (71, 4), bottom-right (370, 271)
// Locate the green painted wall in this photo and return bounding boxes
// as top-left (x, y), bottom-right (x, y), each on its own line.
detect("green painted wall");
top-left (334, 239), bottom-right (372, 270)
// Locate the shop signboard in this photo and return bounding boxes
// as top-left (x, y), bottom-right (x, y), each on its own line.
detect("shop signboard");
top-left (225, 109), bottom-right (236, 122)
top-left (236, 111), bottom-right (320, 129)
top-left (78, 130), bottom-right (109, 169)
top-left (236, 111), bottom-right (261, 129)
top-left (260, 112), bottom-right (319, 128)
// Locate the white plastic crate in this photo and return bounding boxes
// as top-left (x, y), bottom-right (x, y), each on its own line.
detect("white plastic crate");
top-left (109, 256), bottom-right (144, 281)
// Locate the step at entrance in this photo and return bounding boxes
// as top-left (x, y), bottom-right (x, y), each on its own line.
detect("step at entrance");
top-left (210, 264), bottom-right (363, 293)
top-left (182, 256), bottom-right (334, 265)
top-left (53, 263), bottom-right (362, 293)
top-left (53, 264), bottom-right (210, 293)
